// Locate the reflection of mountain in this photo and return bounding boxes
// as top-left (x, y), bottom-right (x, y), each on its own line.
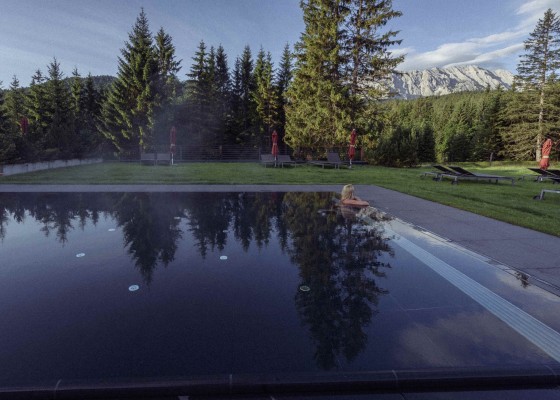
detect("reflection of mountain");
top-left (282, 193), bottom-right (393, 370)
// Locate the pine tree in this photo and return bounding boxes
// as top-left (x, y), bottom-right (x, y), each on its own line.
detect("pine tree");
top-left (230, 57), bottom-right (243, 143)
top-left (74, 73), bottom-right (103, 156)
top-left (186, 40), bottom-right (214, 145)
top-left (275, 43), bottom-right (293, 139)
top-left (253, 49), bottom-right (278, 140)
top-left (343, 0), bottom-right (403, 125)
top-left (152, 27), bottom-right (182, 146)
top-left (25, 69), bottom-right (49, 149)
top-left (0, 80), bottom-right (20, 162)
top-left (230, 46), bottom-right (256, 143)
top-left (239, 46), bottom-right (256, 137)
top-left (4, 76), bottom-right (26, 134)
top-left (44, 58), bottom-right (74, 157)
top-left (215, 45), bottom-right (232, 140)
top-left (285, 0), bottom-right (351, 155)
top-left (515, 8), bottom-right (560, 160)
top-left (154, 27), bottom-right (182, 102)
top-left (101, 8), bottom-right (159, 152)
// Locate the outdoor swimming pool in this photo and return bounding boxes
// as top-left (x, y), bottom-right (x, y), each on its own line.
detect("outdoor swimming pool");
top-left (1, 191), bottom-right (560, 396)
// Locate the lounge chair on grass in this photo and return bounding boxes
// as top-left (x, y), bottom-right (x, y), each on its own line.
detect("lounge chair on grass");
top-left (260, 154), bottom-right (276, 167)
top-left (520, 168), bottom-right (560, 182)
top-left (421, 165), bottom-right (462, 181)
top-left (447, 166), bottom-right (515, 185)
top-left (309, 152), bottom-right (344, 169)
top-left (156, 152), bottom-right (171, 165)
top-left (140, 153), bottom-right (156, 165)
top-left (276, 154), bottom-right (300, 167)
top-left (533, 188), bottom-right (560, 200)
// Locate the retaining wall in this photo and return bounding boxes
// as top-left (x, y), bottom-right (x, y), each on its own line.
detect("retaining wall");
top-left (0, 158), bottom-right (103, 176)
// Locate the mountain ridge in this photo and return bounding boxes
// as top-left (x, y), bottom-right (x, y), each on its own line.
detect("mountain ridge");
top-left (390, 65), bottom-right (514, 99)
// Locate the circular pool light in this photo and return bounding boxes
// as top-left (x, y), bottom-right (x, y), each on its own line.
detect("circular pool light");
top-left (128, 285), bottom-right (140, 292)
top-left (108, 228), bottom-right (116, 232)
top-left (299, 285), bottom-right (311, 292)
top-left (220, 256), bottom-right (228, 260)
top-left (76, 253), bottom-right (85, 258)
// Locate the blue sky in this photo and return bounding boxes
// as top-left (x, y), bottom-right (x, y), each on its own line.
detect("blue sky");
top-left (0, 0), bottom-right (558, 88)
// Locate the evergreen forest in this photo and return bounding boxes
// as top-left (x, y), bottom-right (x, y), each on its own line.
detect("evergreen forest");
top-left (0, 3), bottom-right (559, 166)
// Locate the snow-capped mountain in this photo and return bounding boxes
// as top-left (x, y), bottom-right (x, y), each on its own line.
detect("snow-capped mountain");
top-left (390, 65), bottom-right (514, 99)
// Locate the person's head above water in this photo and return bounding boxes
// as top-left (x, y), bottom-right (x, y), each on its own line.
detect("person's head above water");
top-left (341, 184), bottom-right (355, 201)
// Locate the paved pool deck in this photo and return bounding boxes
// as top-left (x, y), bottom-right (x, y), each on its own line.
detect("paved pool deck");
top-left (1, 183), bottom-right (559, 295)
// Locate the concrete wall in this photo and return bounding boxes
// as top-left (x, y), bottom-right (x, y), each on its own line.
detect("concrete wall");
top-left (0, 158), bottom-right (103, 176)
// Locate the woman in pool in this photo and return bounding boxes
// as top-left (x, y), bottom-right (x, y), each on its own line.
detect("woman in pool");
top-left (340, 184), bottom-right (369, 206)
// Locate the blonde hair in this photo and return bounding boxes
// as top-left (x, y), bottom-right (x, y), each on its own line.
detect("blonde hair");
top-left (341, 184), bottom-right (355, 201)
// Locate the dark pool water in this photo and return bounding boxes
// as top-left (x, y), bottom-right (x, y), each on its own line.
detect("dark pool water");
top-left (0, 191), bottom-right (559, 390)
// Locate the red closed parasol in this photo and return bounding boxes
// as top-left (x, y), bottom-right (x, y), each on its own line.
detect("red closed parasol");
top-left (20, 117), bottom-right (28, 135)
top-left (271, 130), bottom-right (279, 162)
top-left (540, 138), bottom-right (552, 170)
top-left (348, 129), bottom-right (357, 168)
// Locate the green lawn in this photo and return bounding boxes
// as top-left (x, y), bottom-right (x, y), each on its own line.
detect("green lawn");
top-left (1, 161), bottom-right (559, 236)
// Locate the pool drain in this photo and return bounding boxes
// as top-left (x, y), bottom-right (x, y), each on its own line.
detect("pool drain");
top-left (220, 256), bottom-right (228, 260)
top-left (299, 285), bottom-right (310, 292)
top-left (128, 285), bottom-right (140, 292)
top-left (76, 253), bottom-right (85, 258)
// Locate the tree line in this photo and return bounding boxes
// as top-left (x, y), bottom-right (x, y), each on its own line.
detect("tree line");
top-left (0, 4), bottom-right (558, 166)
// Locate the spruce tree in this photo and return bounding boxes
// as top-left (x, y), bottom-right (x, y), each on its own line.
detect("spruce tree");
top-left (275, 44), bottom-right (293, 138)
top-left (215, 45), bottom-right (232, 139)
top-left (80, 73), bottom-right (102, 154)
top-left (230, 46), bottom-right (256, 143)
top-left (154, 27), bottom-right (182, 102)
top-left (285, 0), bottom-right (351, 155)
top-left (230, 57), bottom-right (243, 143)
top-left (0, 81), bottom-right (19, 162)
top-left (152, 27), bottom-right (182, 146)
top-left (3, 75), bottom-right (31, 162)
top-left (343, 0), bottom-right (403, 124)
top-left (515, 8), bottom-right (560, 160)
top-left (25, 70), bottom-right (49, 147)
top-left (44, 58), bottom-right (73, 157)
top-left (101, 8), bottom-right (159, 152)
top-left (253, 49), bottom-right (278, 140)
top-left (4, 76), bottom-right (26, 135)
top-left (186, 40), bottom-right (214, 145)
top-left (239, 46), bottom-right (256, 137)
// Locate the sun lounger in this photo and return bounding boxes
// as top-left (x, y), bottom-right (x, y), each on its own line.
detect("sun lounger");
top-left (309, 152), bottom-right (344, 169)
top-left (533, 188), bottom-right (560, 200)
top-left (421, 165), bottom-right (462, 181)
top-left (520, 168), bottom-right (560, 181)
top-left (447, 166), bottom-right (515, 185)
top-left (140, 153), bottom-right (156, 165)
top-left (260, 154), bottom-right (276, 167)
top-left (156, 152), bottom-right (171, 165)
top-left (276, 154), bottom-right (300, 167)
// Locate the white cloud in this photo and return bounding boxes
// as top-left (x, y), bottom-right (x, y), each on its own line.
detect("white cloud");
top-left (444, 43), bottom-right (525, 68)
top-left (516, 0), bottom-right (559, 31)
top-left (397, 0), bottom-right (559, 72)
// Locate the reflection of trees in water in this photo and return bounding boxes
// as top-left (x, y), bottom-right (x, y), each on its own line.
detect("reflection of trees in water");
top-left (1, 191), bottom-right (393, 368)
top-left (112, 193), bottom-right (183, 284)
top-left (0, 193), bottom-right (109, 244)
top-left (182, 193), bottom-right (233, 258)
top-left (282, 193), bottom-right (393, 370)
